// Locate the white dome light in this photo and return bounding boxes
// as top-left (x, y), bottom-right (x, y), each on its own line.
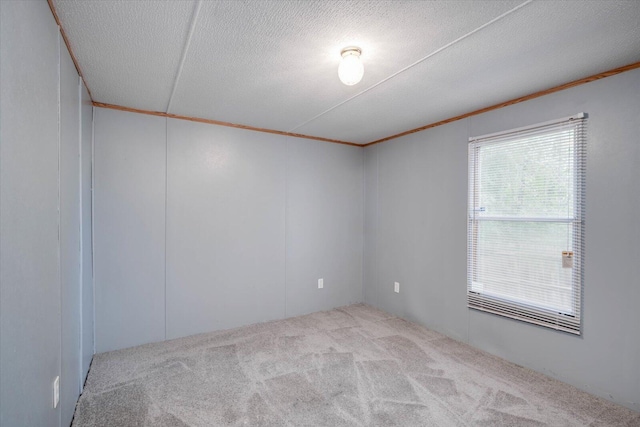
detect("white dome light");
top-left (338, 47), bottom-right (364, 86)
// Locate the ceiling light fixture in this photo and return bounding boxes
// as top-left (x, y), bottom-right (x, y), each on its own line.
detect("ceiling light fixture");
top-left (338, 47), bottom-right (364, 86)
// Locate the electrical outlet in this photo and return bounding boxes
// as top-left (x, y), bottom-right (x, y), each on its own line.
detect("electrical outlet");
top-left (394, 282), bottom-right (400, 293)
top-left (53, 376), bottom-right (60, 408)
top-left (318, 278), bottom-right (324, 289)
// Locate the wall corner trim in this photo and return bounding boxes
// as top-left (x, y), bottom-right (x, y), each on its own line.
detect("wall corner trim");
top-left (92, 102), bottom-right (363, 147)
top-left (47, 0), bottom-right (94, 101)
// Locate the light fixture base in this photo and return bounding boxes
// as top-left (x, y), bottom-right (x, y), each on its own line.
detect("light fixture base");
top-left (341, 47), bottom-right (362, 58)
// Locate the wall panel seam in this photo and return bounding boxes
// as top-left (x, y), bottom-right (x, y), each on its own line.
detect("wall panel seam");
top-left (164, 118), bottom-right (168, 340)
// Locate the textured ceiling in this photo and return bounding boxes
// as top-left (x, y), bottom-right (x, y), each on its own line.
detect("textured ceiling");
top-left (53, 0), bottom-right (640, 145)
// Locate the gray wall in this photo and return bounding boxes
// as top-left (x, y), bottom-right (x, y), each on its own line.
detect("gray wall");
top-left (285, 138), bottom-right (363, 317)
top-left (364, 68), bottom-right (640, 410)
top-left (0, 2), bottom-right (61, 425)
top-left (93, 109), bottom-right (167, 353)
top-left (59, 38), bottom-right (82, 427)
top-left (93, 111), bottom-right (364, 352)
top-left (0, 1), bottom-right (93, 425)
top-left (166, 119), bottom-right (286, 339)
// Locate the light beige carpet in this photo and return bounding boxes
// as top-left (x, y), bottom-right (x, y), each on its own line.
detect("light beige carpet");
top-left (73, 304), bottom-right (639, 426)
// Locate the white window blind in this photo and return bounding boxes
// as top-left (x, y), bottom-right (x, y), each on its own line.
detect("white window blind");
top-left (467, 113), bottom-right (586, 334)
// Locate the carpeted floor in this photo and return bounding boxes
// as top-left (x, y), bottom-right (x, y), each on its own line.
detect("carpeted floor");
top-left (72, 304), bottom-right (639, 426)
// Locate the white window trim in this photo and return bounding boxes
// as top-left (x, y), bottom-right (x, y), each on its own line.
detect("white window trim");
top-left (467, 114), bottom-right (586, 335)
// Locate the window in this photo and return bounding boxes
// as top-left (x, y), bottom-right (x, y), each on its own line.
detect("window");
top-left (467, 114), bottom-right (586, 334)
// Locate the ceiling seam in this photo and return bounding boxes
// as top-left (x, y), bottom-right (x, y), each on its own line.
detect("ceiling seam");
top-left (165, 0), bottom-right (202, 113)
top-left (286, 0), bottom-right (534, 133)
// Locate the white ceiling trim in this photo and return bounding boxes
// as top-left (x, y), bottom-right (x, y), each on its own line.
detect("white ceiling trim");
top-left (287, 0), bottom-right (534, 133)
top-left (166, 0), bottom-right (202, 112)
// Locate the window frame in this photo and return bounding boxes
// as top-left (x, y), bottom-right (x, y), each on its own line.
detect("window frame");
top-left (467, 113), bottom-right (586, 335)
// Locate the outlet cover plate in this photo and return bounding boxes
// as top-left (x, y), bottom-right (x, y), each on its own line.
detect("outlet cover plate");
top-left (318, 278), bottom-right (324, 289)
top-left (394, 282), bottom-right (400, 293)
